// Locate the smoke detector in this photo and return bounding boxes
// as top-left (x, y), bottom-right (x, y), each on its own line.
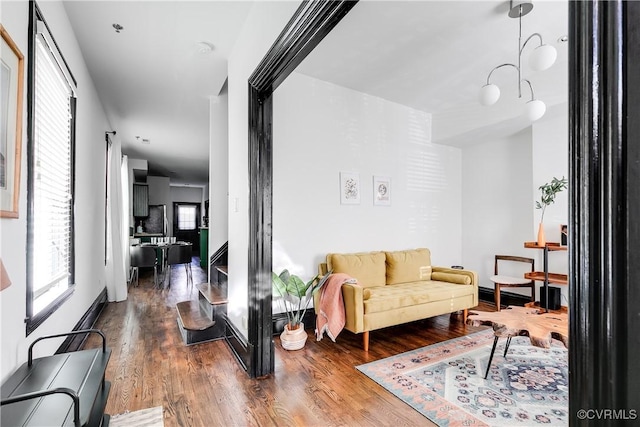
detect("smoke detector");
top-left (196, 41), bottom-right (215, 54)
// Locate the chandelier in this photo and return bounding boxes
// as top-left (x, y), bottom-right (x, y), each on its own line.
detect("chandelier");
top-left (479, 0), bottom-right (557, 121)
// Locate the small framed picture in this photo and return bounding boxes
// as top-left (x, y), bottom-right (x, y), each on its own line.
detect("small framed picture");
top-left (560, 224), bottom-right (568, 246)
top-left (340, 172), bottom-right (360, 205)
top-left (373, 175), bottom-right (391, 206)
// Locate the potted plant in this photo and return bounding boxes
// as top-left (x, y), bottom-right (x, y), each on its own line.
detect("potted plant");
top-left (535, 176), bottom-right (568, 246)
top-left (272, 269), bottom-right (332, 350)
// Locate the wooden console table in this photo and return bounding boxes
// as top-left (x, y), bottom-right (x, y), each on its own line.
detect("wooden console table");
top-left (467, 306), bottom-right (568, 378)
top-left (524, 242), bottom-right (568, 311)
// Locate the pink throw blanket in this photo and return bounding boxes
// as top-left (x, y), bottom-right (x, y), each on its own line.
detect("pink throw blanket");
top-left (315, 273), bottom-right (356, 342)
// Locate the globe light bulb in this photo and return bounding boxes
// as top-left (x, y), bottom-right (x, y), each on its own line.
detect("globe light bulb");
top-left (479, 84), bottom-right (500, 106)
top-left (525, 99), bottom-right (546, 121)
top-left (529, 44), bottom-right (558, 71)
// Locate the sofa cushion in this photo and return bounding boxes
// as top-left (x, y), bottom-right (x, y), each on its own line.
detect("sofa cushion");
top-left (327, 252), bottom-right (386, 288)
top-left (363, 281), bottom-right (475, 314)
top-left (385, 249), bottom-right (432, 285)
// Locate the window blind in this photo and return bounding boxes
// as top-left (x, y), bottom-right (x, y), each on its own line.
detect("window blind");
top-left (30, 32), bottom-right (74, 314)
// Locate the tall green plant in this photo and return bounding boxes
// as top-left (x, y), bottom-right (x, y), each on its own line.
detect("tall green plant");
top-left (272, 269), bottom-right (332, 329)
top-left (535, 176), bottom-right (568, 222)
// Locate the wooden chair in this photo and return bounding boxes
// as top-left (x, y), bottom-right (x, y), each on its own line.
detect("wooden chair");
top-left (490, 255), bottom-right (535, 311)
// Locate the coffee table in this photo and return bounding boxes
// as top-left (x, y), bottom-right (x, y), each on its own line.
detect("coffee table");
top-left (466, 306), bottom-right (568, 378)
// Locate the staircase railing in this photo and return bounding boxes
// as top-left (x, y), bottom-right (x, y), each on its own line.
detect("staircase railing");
top-left (208, 241), bottom-right (228, 285)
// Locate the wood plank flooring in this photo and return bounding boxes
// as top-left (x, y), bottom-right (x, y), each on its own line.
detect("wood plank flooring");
top-left (85, 261), bottom-right (494, 426)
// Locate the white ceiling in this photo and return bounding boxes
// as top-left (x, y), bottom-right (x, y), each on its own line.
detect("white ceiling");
top-left (296, 0), bottom-right (569, 147)
top-left (62, 0), bottom-right (568, 185)
top-left (63, 1), bottom-right (253, 185)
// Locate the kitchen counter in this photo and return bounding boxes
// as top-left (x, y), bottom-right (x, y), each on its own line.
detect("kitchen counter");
top-left (134, 232), bottom-right (164, 237)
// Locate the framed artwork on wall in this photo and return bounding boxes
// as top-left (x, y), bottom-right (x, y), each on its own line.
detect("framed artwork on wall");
top-left (0, 25), bottom-right (24, 218)
top-left (340, 172), bottom-right (360, 205)
top-left (0, 258), bottom-right (11, 291)
top-left (373, 175), bottom-right (391, 206)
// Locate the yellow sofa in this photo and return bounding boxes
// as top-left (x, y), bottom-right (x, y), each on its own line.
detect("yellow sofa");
top-left (318, 248), bottom-right (478, 351)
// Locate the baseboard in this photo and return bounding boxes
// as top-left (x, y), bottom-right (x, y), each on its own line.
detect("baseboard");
top-left (224, 315), bottom-right (252, 373)
top-left (56, 287), bottom-right (108, 353)
top-left (478, 286), bottom-right (533, 308)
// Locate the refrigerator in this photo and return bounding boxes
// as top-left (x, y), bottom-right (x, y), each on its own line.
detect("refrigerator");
top-left (143, 205), bottom-right (168, 236)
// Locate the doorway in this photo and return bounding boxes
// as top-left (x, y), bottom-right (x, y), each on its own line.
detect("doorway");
top-left (173, 202), bottom-right (200, 253)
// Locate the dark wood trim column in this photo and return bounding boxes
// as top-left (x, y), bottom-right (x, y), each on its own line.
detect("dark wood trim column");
top-left (246, 1), bottom-right (358, 377)
top-left (569, 1), bottom-right (640, 422)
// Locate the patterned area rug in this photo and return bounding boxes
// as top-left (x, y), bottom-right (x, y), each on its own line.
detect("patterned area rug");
top-left (357, 329), bottom-right (568, 426)
top-left (110, 406), bottom-right (164, 427)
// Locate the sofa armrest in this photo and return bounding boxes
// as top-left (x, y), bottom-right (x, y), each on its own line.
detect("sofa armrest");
top-left (318, 263), bottom-right (329, 276)
top-left (432, 266), bottom-right (478, 306)
top-left (432, 266), bottom-right (478, 285)
top-left (313, 277), bottom-right (365, 333)
top-left (314, 263), bottom-right (330, 309)
top-left (341, 282), bottom-right (365, 333)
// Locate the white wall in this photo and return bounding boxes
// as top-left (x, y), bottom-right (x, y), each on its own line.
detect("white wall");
top-left (461, 104), bottom-right (569, 304)
top-left (461, 129), bottom-right (534, 290)
top-left (532, 104), bottom-right (569, 304)
top-left (209, 84), bottom-right (229, 257)
top-left (227, 1), bottom-right (301, 336)
top-left (273, 72), bottom-right (463, 283)
top-left (170, 186), bottom-right (203, 206)
top-left (1, 1), bottom-right (112, 381)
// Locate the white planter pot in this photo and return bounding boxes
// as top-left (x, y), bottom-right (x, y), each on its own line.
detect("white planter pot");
top-left (280, 322), bottom-right (308, 350)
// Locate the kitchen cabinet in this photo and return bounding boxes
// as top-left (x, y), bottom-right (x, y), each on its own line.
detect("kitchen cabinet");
top-left (133, 184), bottom-right (149, 217)
top-left (200, 228), bottom-right (208, 268)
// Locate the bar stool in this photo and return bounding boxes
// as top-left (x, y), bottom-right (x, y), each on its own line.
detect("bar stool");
top-left (167, 243), bottom-right (193, 289)
top-left (130, 245), bottom-right (158, 288)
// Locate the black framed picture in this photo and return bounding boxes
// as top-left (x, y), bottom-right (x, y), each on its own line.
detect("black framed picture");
top-left (560, 224), bottom-right (568, 246)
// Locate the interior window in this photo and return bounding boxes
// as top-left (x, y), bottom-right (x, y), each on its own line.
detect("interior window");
top-left (177, 205), bottom-right (197, 230)
top-left (26, 8), bottom-right (77, 334)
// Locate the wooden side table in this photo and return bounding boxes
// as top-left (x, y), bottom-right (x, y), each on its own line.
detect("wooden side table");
top-left (467, 306), bottom-right (568, 378)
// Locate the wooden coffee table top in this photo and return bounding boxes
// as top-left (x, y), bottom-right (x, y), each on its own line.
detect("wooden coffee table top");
top-left (467, 306), bottom-right (568, 349)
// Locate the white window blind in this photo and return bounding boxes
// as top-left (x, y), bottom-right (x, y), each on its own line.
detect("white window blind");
top-left (177, 205), bottom-right (197, 230)
top-left (30, 29), bottom-right (75, 315)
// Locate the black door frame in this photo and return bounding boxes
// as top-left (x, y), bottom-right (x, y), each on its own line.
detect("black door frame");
top-left (245, 0), bottom-right (358, 378)
top-left (246, 1), bottom-right (640, 417)
top-left (568, 1), bottom-right (640, 421)
top-left (172, 202), bottom-right (201, 250)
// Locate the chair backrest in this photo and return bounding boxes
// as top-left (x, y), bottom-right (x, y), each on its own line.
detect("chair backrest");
top-left (168, 244), bottom-right (192, 265)
top-left (494, 255), bottom-right (535, 275)
top-left (130, 245), bottom-right (157, 268)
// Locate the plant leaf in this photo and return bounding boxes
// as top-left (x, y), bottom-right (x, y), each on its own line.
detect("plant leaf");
top-left (279, 269), bottom-right (291, 284)
top-left (272, 272), bottom-right (287, 298)
top-left (287, 274), bottom-right (307, 298)
top-left (311, 270), bottom-right (333, 295)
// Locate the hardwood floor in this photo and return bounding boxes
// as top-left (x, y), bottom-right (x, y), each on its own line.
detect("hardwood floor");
top-left (86, 262), bottom-right (493, 426)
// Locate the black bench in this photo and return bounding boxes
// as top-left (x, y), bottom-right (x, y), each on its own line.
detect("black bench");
top-left (1, 329), bottom-right (111, 427)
